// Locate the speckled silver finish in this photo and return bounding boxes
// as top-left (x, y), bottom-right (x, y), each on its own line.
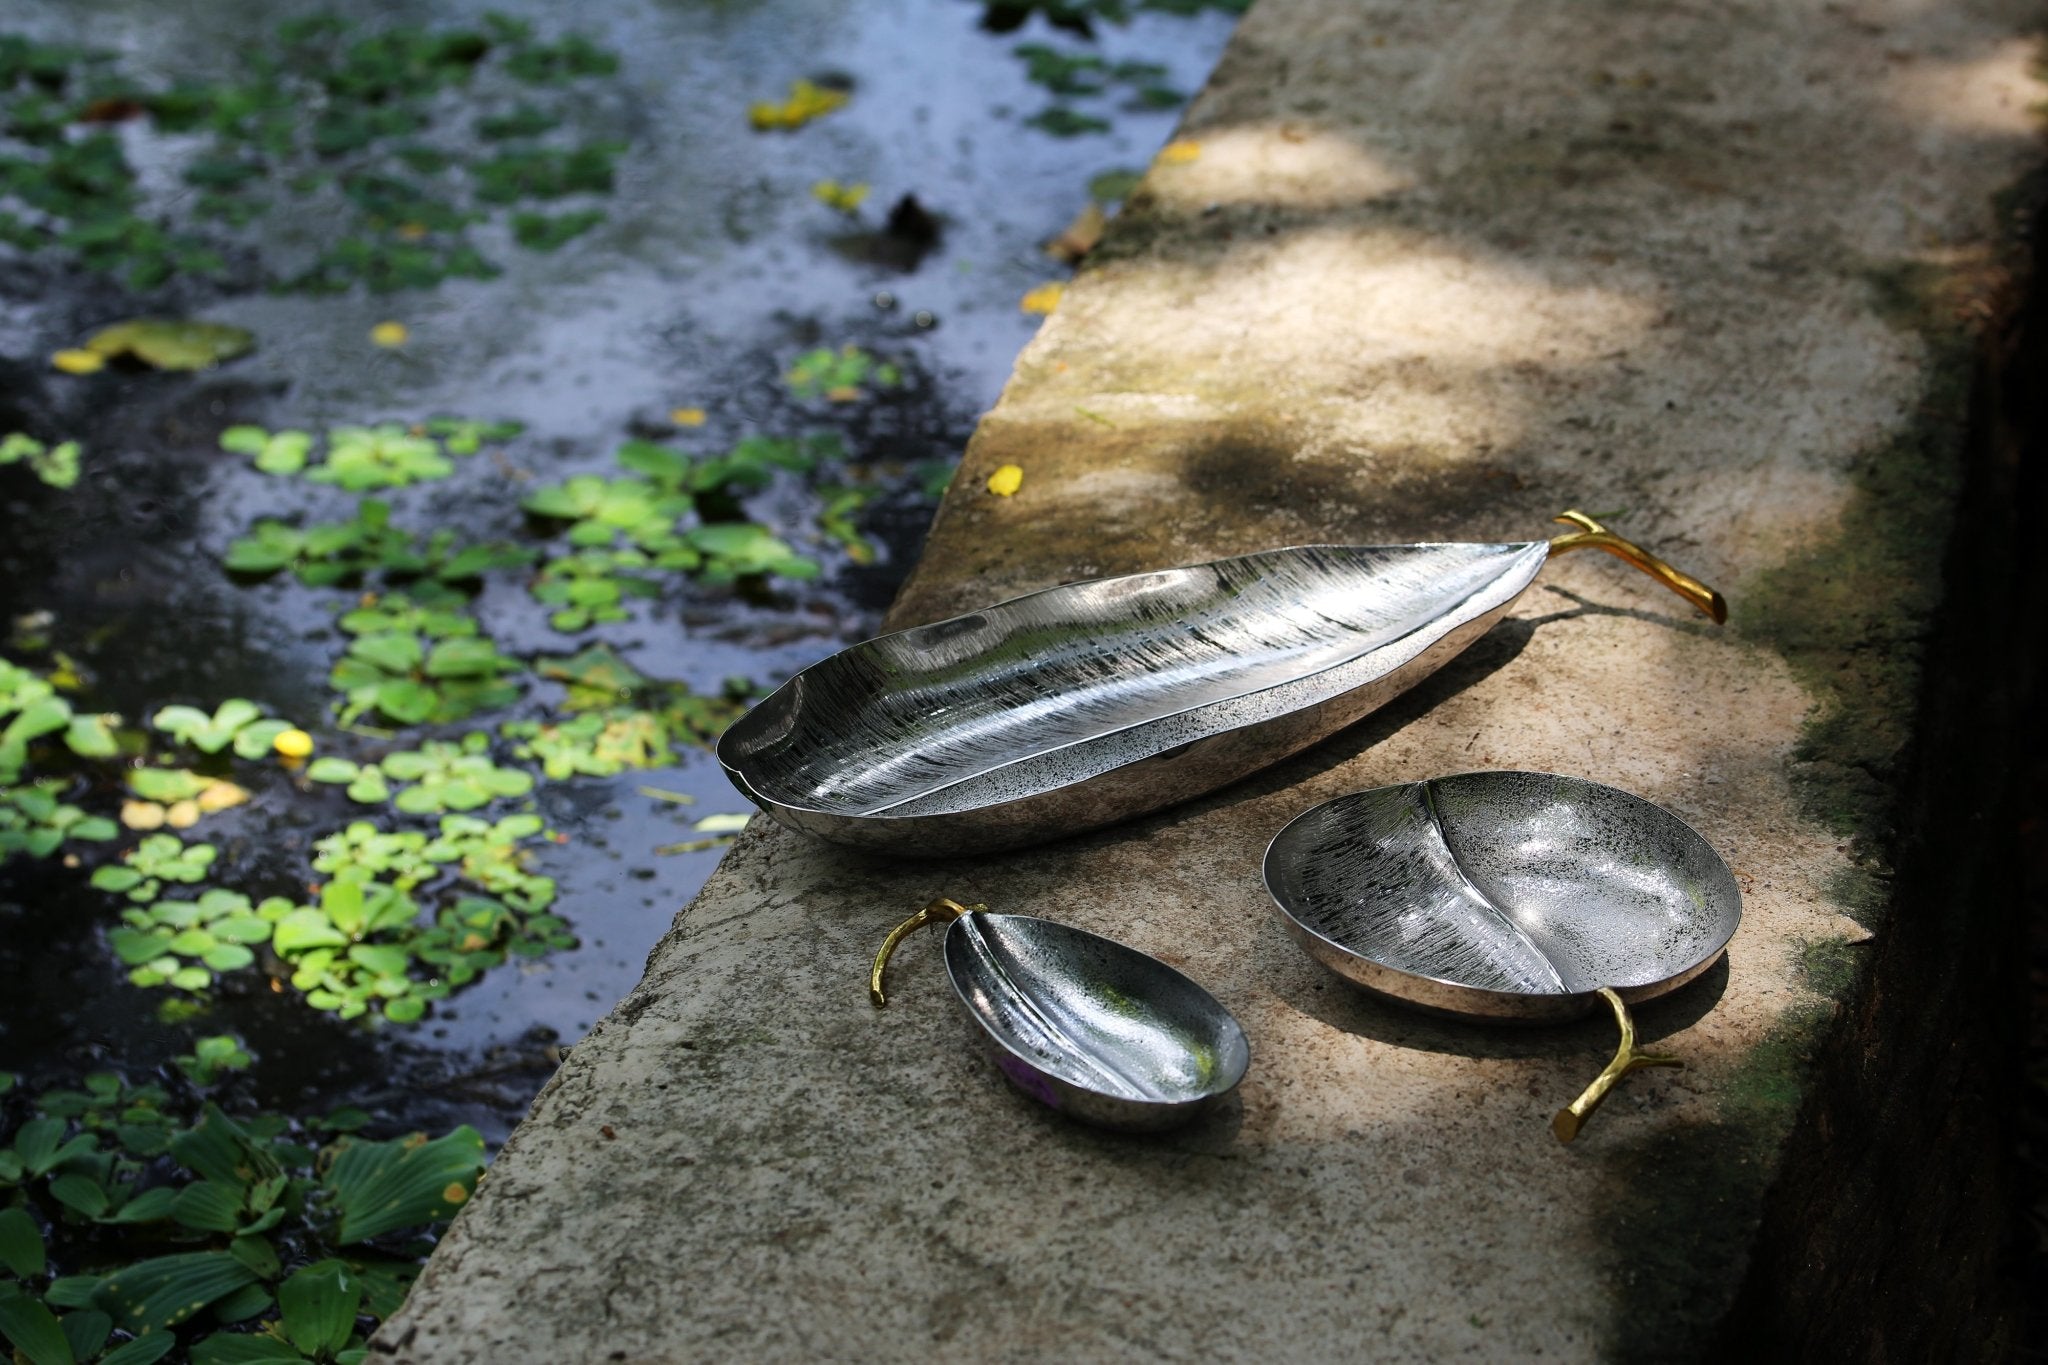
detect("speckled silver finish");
top-left (720, 540), bottom-right (1550, 854)
top-left (1263, 772), bottom-right (1742, 1022)
top-left (941, 912), bottom-right (1250, 1132)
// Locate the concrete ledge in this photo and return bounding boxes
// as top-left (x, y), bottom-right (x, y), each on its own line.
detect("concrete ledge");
top-left (375, 1), bottom-right (2044, 1358)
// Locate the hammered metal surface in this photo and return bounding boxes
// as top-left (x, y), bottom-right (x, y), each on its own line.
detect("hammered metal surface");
top-left (943, 912), bottom-right (1250, 1132)
top-left (720, 540), bottom-right (1550, 853)
top-left (1264, 772), bottom-right (1742, 1021)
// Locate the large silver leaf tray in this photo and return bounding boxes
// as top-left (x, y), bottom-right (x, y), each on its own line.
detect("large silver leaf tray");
top-left (719, 512), bottom-right (1724, 855)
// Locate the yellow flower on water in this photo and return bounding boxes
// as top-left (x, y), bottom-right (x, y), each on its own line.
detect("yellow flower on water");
top-left (986, 464), bottom-right (1024, 497)
top-left (51, 349), bottom-right (105, 375)
top-left (273, 728), bottom-right (314, 759)
top-left (750, 79), bottom-right (849, 131)
top-left (670, 407), bottom-right (706, 428)
top-left (1158, 138), bottom-right (1202, 165)
top-left (370, 321), bottom-right (408, 348)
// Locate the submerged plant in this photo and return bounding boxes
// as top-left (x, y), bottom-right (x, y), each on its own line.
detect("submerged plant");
top-left (782, 345), bottom-right (900, 402)
top-left (0, 15), bottom-right (628, 292)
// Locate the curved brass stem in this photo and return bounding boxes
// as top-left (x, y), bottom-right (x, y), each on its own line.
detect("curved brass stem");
top-left (869, 898), bottom-right (977, 1007)
top-left (1547, 510), bottom-right (1729, 624)
top-left (1550, 987), bottom-right (1683, 1144)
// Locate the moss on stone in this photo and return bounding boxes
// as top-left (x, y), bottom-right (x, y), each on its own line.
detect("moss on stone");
top-left (1597, 988), bottom-right (1839, 1360)
top-left (1738, 258), bottom-right (1983, 923)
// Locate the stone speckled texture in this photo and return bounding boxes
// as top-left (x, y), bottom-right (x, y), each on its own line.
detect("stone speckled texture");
top-left (374, 0), bottom-right (2043, 1358)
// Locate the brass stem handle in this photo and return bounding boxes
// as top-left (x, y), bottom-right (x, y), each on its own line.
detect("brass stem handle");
top-left (1551, 986), bottom-right (1682, 1143)
top-left (869, 898), bottom-right (977, 1007)
top-left (1547, 510), bottom-right (1729, 624)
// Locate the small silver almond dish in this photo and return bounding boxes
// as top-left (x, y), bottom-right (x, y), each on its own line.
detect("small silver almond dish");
top-left (720, 511), bottom-right (1725, 856)
top-left (1262, 772), bottom-right (1742, 1142)
top-left (869, 898), bottom-right (1251, 1133)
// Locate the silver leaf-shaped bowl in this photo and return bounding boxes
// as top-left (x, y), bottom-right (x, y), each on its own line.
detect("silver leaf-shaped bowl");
top-left (722, 512), bottom-right (1724, 856)
top-left (1263, 772), bottom-right (1742, 1140)
top-left (870, 899), bottom-right (1251, 1132)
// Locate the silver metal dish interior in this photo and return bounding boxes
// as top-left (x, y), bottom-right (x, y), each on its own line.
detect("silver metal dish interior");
top-left (722, 540), bottom-right (1547, 825)
top-left (942, 911), bottom-right (1251, 1129)
top-left (1263, 771), bottom-right (1743, 1021)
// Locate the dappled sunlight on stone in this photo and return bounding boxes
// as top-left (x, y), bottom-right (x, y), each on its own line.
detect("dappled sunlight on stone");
top-left (1880, 37), bottom-right (2040, 143)
top-left (1145, 121), bottom-right (1415, 211)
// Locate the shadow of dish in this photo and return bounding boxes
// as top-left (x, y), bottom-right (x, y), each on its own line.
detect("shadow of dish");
top-left (1266, 929), bottom-right (1733, 1063)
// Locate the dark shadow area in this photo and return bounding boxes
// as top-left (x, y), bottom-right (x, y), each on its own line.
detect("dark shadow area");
top-left (1270, 943), bottom-right (1730, 1062)
top-left (1712, 173), bottom-right (2048, 1362)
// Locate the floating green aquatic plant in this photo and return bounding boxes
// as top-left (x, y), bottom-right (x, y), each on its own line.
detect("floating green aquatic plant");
top-left (0, 434), bottom-right (80, 490)
top-left (221, 420), bottom-right (521, 491)
top-left (224, 500), bottom-right (534, 588)
top-left (329, 622), bottom-right (522, 727)
top-left (150, 700), bottom-right (295, 759)
top-left (90, 834), bottom-right (218, 903)
top-left (306, 733), bottom-right (533, 813)
top-left (0, 657), bottom-right (120, 786)
top-left (105, 888), bottom-right (288, 993)
top-left (500, 645), bottom-right (752, 773)
top-left (0, 1069), bottom-right (483, 1364)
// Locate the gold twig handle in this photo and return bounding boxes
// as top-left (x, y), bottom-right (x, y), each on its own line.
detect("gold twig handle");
top-left (869, 898), bottom-right (978, 1008)
top-left (1551, 986), bottom-right (1682, 1143)
top-left (1547, 510), bottom-right (1728, 624)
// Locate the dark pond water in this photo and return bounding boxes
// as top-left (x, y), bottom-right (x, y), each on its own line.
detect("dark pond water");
top-left (0, 0), bottom-right (1241, 1145)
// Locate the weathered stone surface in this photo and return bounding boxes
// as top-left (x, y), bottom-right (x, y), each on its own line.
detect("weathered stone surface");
top-left (376, 0), bottom-right (2042, 1358)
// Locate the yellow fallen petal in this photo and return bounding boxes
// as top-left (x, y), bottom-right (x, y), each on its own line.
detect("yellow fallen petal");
top-left (1020, 282), bottom-right (1065, 315)
top-left (396, 222), bottom-right (429, 241)
top-left (443, 1182), bottom-right (470, 1205)
top-left (370, 321), bottom-right (408, 348)
top-left (196, 779), bottom-right (250, 814)
top-left (1158, 139), bottom-right (1202, 165)
top-left (986, 464), bottom-right (1024, 497)
top-left (51, 349), bottom-right (105, 375)
top-left (120, 800), bottom-right (166, 831)
top-left (165, 799), bottom-right (202, 829)
top-left (273, 728), bottom-right (314, 759)
top-left (824, 385), bottom-right (862, 404)
top-left (670, 407), bottom-right (706, 427)
top-left (811, 179), bottom-right (870, 213)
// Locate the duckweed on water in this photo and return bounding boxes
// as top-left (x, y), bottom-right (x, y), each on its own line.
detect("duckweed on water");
top-left (306, 734), bottom-right (533, 814)
top-left (0, 433), bottom-right (80, 490)
top-left (150, 700), bottom-right (298, 761)
top-left (329, 618), bottom-right (522, 727)
top-left (224, 504), bottom-right (535, 591)
top-left (221, 420), bottom-right (522, 491)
